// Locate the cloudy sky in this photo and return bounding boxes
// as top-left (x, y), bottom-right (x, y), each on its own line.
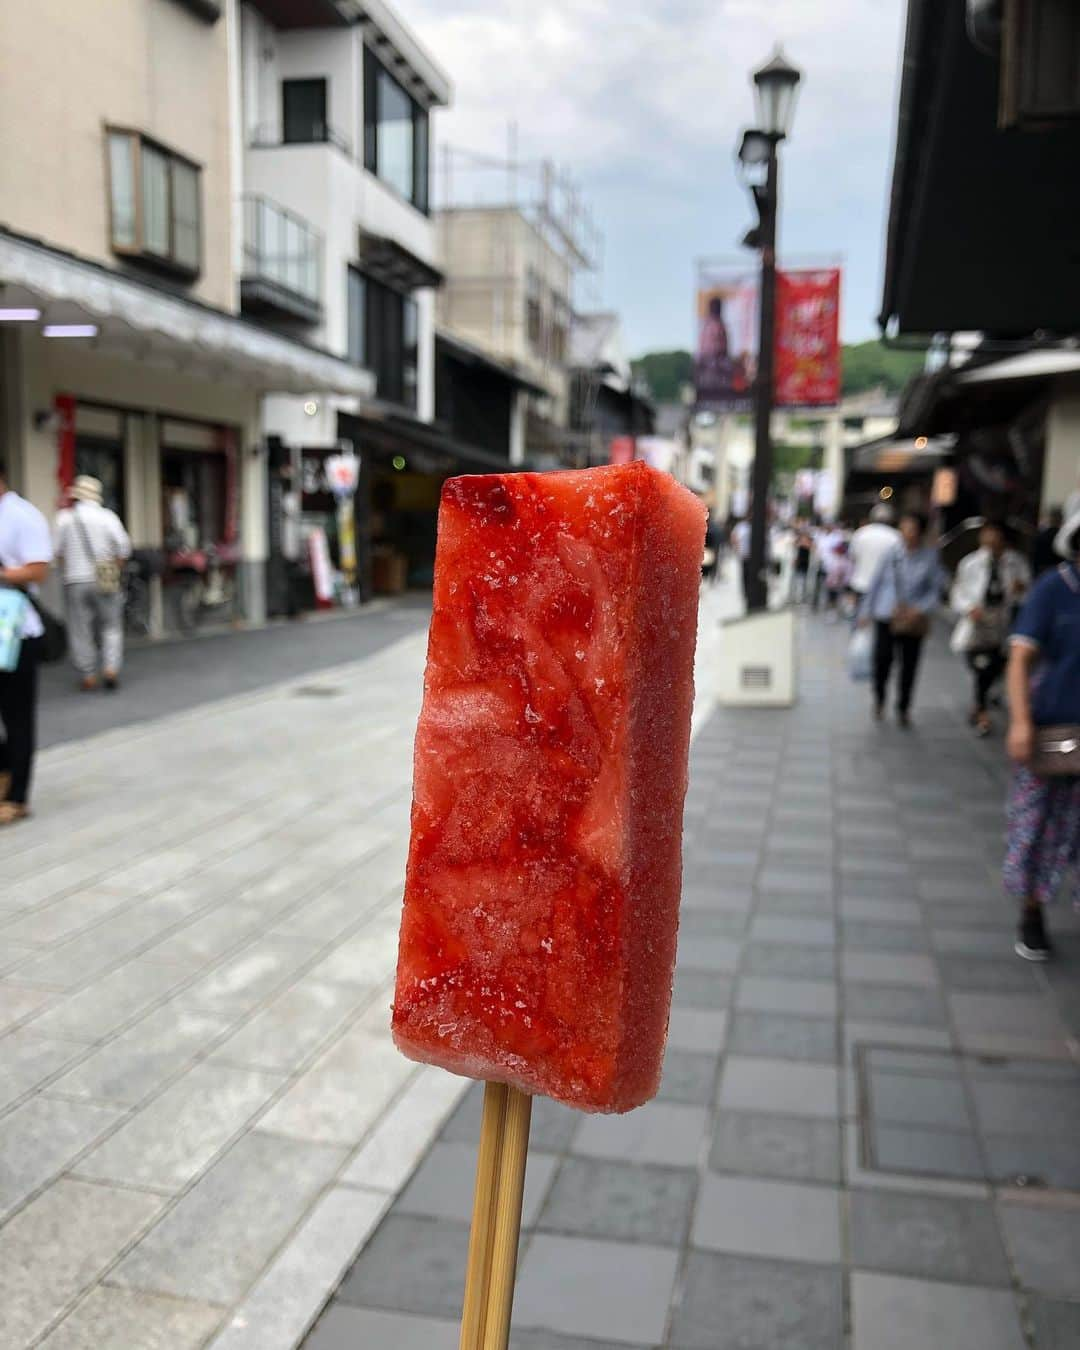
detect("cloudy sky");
top-left (393, 0), bottom-right (909, 357)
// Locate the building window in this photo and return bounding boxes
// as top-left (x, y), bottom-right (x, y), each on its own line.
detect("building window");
top-left (347, 267), bottom-right (367, 365)
top-left (352, 266), bottom-right (418, 411)
top-left (363, 48), bottom-right (430, 212)
top-left (526, 268), bottom-right (543, 351)
top-left (550, 291), bottom-right (569, 364)
top-left (107, 129), bottom-right (201, 276)
top-left (282, 79), bottom-right (328, 144)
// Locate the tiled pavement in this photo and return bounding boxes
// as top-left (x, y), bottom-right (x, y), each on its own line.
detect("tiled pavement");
top-left (306, 611), bottom-right (1080, 1350)
top-left (0, 619), bottom-right (445, 1349)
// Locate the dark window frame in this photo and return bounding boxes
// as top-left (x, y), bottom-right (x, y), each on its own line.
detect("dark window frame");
top-left (106, 127), bottom-right (202, 279)
top-left (282, 78), bottom-right (329, 145)
top-left (349, 264), bottom-right (419, 411)
top-left (362, 46), bottom-right (431, 215)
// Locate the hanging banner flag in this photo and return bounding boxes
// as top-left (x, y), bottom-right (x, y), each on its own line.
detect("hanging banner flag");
top-left (693, 261), bottom-right (842, 413)
top-left (693, 267), bottom-right (759, 413)
top-left (774, 268), bottom-right (841, 408)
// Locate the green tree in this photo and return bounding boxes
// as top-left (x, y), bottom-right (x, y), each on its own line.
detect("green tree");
top-left (631, 340), bottom-right (924, 403)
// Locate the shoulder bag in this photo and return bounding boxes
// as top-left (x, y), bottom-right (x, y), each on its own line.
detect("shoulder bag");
top-left (73, 508), bottom-right (123, 597)
top-left (1031, 565), bottom-right (1080, 776)
top-left (890, 551), bottom-right (930, 638)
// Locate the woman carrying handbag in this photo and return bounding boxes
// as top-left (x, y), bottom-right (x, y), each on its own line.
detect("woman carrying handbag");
top-left (950, 520), bottom-right (1030, 737)
top-left (1005, 508), bottom-right (1080, 961)
top-left (858, 511), bottom-right (944, 727)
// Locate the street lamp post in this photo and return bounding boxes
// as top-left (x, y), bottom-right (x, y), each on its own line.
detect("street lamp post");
top-left (738, 48), bottom-right (802, 613)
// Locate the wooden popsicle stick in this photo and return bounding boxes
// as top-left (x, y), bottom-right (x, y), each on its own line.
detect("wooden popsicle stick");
top-left (459, 1081), bottom-right (509, 1350)
top-left (481, 1086), bottom-right (533, 1350)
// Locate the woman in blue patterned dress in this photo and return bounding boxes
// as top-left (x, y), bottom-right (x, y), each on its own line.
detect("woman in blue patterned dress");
top-left (1005, 509), bottom-right (1080, 960)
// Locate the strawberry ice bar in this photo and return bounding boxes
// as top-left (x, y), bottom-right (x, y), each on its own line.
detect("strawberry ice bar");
top-left (392, 461), bottom-right (705, 1112)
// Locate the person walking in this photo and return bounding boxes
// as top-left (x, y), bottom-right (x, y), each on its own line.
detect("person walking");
top-left (791, 523), bottom-right (814, 603)
top-left (55, 476), bottom-right (131, 691)
top-left (850, 503), bottom-right (900, 610)
top-left (0, 458), bottom-right (53, 825)
top-left (950, 520), bottom-right (1030, 737)
top-left (1004, 508), bottom-right (1080, 961)
top-left (731, 516), bottom-right (752, 608)
top-left (1031, 506), bottom-right (1063, 578)
top-left (859, 510), bottom-right (944, 727)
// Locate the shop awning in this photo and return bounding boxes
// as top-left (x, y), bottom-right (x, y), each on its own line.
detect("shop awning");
top-left (0, 228), bottom-right (374, 398)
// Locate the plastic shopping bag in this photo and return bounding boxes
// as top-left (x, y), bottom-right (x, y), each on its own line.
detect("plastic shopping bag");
top-left (847, 625), bottom-right (873, 682)
top-left (0, 588), bottom-right (29, 673)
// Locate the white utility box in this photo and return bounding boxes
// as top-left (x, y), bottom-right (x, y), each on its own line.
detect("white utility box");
top-left (717, 607), bottom-right (797, 708)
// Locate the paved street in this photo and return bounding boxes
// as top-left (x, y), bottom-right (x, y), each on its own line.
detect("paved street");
top-left (309, 602), bottom-right (1080, 1350)
top-left (2, 584), bottom-right (1079, 1350)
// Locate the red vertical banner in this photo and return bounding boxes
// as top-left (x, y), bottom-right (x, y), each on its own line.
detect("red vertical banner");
top-left (774, 268), bottom-right (841, 408)
top-left (55, 392), bottom-right (76, 498)
top-left (216, 425), bottom-right (240, 546)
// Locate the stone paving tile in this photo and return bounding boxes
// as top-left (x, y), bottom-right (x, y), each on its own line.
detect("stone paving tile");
top-left (871, 1124), bottom-right (984, 1181)
top-left (209, 980), bottom-right (363, 1073)
top-left (73, 1062), bottom-right (285, 1192)
top-left (397, 1141), bottom-right (557, 1227)
top-left (736, 975), bottom-right (838, 1017)
top-left (667, 1251), bottom-right (843, 1350)
top-left (439, 1082), bottom-right (581, 1154)
top-left (692, 1174), bottom-right (843, 1264)
top-left (177, 936), bottom-right (323, 1018)
top-left (0, 1096), bottom-right (126, 1219)
top-left (868, 1071), bottom-right (973, 1131)
top-left (1028, 1296), bottom-right (1080, 1350)
top-left (665, 1007), bottom-right (728, 1055)
top-left (334, 1214), bottom-right (469, 1320)
top-left (844, 983), bottom-right (949, 1027)
top-left (114, 1131), bottom-right (348, 1305)
top-left (537, 1158), bottom-right (696, 1246)
top-left (674, 935), bottom-right (741, 974)
top-left (0, 1029), bottom-right (87, 1112)
top-left (849, 1188), bottom-right (1011, 1285)
top-left (842, 920), bottom-right (930, 952)
top-left (37, 1288), bottom-right (223, 1350)
top-left (984, 1135), bottom-right (1080, 1190)
top-left (670, 970), bottom-right (732, 1010)
top-left (997, 1200), bottom-right (1080, 1298)
top-left (24, 959), bottom-right (193, 1044)
top-left (842, 952), bottom-right (940, 987)
top-left (206, 1186), bottom-right (389, 1350)
top-left (742, 942), bottom-right (836, 979)
top-left (342, 1068), bottom-right (465, 1195)
top-left (0, 1179), bottom-right (162, 1347)
top-left (728, 1011), bottom-right (838, 1063)
top-left (719, 1056), bottom-right (840, 1118)
top-left (0, 886), bottom-right (136, 948)
top-left (747, 914), bottom-right (836, 946)
top-left (305, 1306), bottom-right (459, 1350)
top-left (657, 1050), bottom-right (720, 1106)
top-left (709, 1110), bottom-right (841, 1184)
top-left (850, 1272), bottom-right (1026, 1350)
top-left (50, 1002), bottom-right (231, 1106)
top-left (257, 1020), bottom-right (414, 1147)
top-left (514, 1234), bottom-right (679, 1346)
top-left (573, 1103), bottom-right (708, 1168)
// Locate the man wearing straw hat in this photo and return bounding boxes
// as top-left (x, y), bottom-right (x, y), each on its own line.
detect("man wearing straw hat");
top-left (55, 475), bottom-right (131, 691)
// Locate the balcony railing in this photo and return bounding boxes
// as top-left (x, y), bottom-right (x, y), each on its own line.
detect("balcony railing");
top-left (248, 122), bottom-right (353, 157)
top-left (241, 194), bottom-right (323, 323)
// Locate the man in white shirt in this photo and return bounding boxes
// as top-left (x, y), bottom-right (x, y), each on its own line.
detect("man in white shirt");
top-left (731, 517), bottom-right (753, 608)
top-left (55, 475), bottom-right (132, 691)
top-left (0, 457), bottom-right (53, 823)
top-left (850, 504), bottom-right (901, 603)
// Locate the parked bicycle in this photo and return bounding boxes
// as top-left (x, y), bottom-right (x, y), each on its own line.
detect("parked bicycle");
top-left (168, 543), bottom-right (239, 633)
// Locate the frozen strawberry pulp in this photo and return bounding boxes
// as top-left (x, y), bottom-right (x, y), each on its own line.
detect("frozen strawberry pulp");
top-left (392, 461), bottom-right (705, 1111)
